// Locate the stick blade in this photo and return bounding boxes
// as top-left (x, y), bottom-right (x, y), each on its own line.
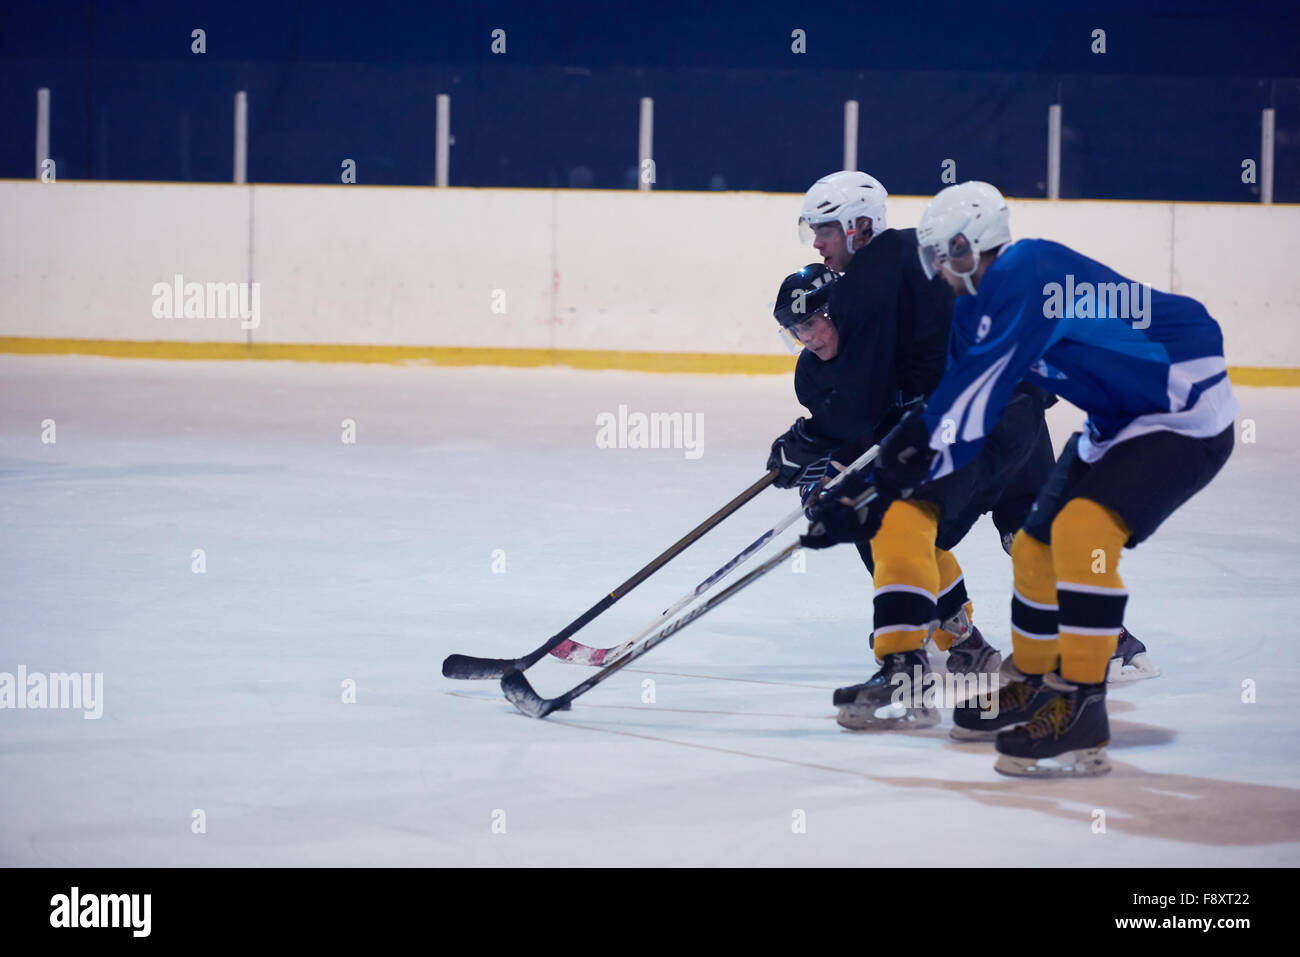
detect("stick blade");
top-left (442, 653), bottom-right (518, 680)
top-left (501, 669), bottom-right (561, 718)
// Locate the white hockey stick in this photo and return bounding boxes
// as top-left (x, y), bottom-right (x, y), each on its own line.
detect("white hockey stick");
top-left (567, 443), bottom-right (880, 668)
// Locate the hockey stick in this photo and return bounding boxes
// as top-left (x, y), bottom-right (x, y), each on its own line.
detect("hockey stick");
top-left (544, 443), bottom-right (880, 669)
top-left (502, 541), bottom-right (802, 718)
top-left (441, 468), bottom-right (779, 680)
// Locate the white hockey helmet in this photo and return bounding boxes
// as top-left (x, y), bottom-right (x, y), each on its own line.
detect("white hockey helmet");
top-left (915, 181), bottom-right (1011, 294)
top-left (798, 171), bottom-right (888, 253)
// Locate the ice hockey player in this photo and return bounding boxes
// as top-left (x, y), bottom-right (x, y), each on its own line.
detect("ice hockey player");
top-left (769, 171), bottom-right (1056, 729)
top-left (803, 181), bottom-right (1236, 776)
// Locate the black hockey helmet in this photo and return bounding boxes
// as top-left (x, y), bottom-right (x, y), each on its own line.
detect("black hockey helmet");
top-left (773, 263), bottom-right (837, 329)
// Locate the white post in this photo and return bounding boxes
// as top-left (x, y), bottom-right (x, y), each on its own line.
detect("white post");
top-left (638, 97), bottom-right (654, 191)
top-left (1261, 107), bottom-right (1275, 205)
top-left (233, 91), bottom-right (248, 184)
top-left (843, 100), bottom-right (858, 171)
top-left (436, 94), bottom-right (450, 187)
top-left (1046, 102), bottom-right (1062, 200)
top-left (35, 87), bottom-right (51, 179)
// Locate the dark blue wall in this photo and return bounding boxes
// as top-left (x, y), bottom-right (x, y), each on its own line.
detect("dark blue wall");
top-left (2, 1), bottom-right (1297, 200)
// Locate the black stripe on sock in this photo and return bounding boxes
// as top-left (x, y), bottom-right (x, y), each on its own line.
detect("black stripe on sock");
top-left (873, 590), bottom-right (936, 632)
top-left (1057, 587), bottom-right (1128, 631)
top-left (1011, 595), bottom-right (1058, 638)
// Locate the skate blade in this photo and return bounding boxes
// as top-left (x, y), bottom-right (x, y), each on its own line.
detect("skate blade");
top-left (1107, 653), bottom-right (1160, 683)
top-left (949, 725), bottom-right (997, 742)
top-left (836, 703), bottom-right (939, 732)
top-left (994, 746), bottom-right (1112, 778)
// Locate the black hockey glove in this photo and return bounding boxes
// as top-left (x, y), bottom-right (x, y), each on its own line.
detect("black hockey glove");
top-left (800, 477), bottom-right (894, 550)
top-left (875, 408), bottom-right (936, 492)
top-left (767, 418), bottom-right (837, 489)
top-left (798, 468), bottom-right (836, 514)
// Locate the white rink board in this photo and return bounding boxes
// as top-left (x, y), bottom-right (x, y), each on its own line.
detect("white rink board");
top-left (250, 186), bottom-right (557, 347)
top-left (0, 182), bottom-right (250, 343)
top-left (1, 181), bottom-right (1297, 366)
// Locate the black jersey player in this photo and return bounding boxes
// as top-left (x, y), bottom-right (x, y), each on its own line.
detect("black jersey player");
top-left (771, 173), bottom-right (1152, 731)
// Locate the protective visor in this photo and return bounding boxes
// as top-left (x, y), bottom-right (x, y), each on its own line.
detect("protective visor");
top-left (918, 231), bottom-right (977, 280)
top-left (798, 218), bottom-right (852, 248)
top-left (777, 308), bottom-right (831, 355)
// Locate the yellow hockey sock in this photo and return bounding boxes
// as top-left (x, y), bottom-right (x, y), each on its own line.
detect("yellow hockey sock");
top-left (1051, 498), bottom-right (1130, 684)
top-left (870, 500), bottom-right (940, 656)
top-left (930, 549), bottom-right (970, 652)
top-left (1010, 530), bottom-right (1059, 675)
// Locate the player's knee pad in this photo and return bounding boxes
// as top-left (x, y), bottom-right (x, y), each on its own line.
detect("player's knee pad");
top-left (1050, 498), bottom-right (1129, 585)
top-left (1011, 530), bottom-right (1055, 603)
top-left (1050, 498), bottom-right (1130, 683)
top-left (871, 501), bottom-right (940, 592)
top-left (1010, 530), bottom-right (1059, 675)
top-left (870, 501), bottom-right (940, 654)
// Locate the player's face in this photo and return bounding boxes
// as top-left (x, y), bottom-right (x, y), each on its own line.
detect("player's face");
top-left (811, 223), bottom-right (851, 272)
top-left (944, 238), bottom-right (977, 277)
top-left (792, 312), bottom-right (839, 360)
top-left (922, 233), bottom-right (980, 295)
top-left (939, 264), bottom-right (969, 295)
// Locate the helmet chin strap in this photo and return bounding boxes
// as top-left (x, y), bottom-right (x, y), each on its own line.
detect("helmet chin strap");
top-left (943, 260), bottom-right (979, 295)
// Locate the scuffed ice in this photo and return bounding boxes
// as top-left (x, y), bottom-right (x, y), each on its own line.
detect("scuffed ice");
top-left (1, 356), bottom-right (1296, 866)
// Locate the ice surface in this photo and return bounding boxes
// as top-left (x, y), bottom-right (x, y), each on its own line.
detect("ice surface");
top-left (1, 355), bottom-right (1297, 866)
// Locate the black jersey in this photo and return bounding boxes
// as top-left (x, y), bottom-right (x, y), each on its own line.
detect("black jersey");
top-left (793, 227), bottom-right (954, 453)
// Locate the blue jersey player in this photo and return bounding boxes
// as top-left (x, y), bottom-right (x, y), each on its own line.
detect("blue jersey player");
top-left (804, 181), bottom-right (1237, 777)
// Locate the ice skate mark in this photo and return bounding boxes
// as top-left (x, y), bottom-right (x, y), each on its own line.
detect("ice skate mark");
top-left (1105, 719), bottom-right (1176, 748)
top-left (623, 668), bottom-right (836, 690)
top-left (503, 719), bottom-right (1300, 847)
top-left (437, 694), bottom-right (1300, 847)
top-left (448, 691), bottom-right (921, 776)
top-left (539, 720), bottom-right (903, 779)
top-left (444, 690), bottom-right (832, 720)
top-left (583, 705), bottom-right (836, 719)
top-left (0, 462), bottom-right (286, 483)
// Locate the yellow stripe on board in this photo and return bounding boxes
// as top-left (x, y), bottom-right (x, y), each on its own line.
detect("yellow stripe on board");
top-left (0, 337), bottom-right (798, 375)
top-left (1, 336), bottom-right (1297, 385)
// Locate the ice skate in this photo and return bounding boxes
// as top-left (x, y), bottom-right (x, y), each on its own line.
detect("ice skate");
top-left (993, 671), bottom-right (1112, 777)
top-left (1107, 627), bottom-right (1160, 683)
top-left (950, 657), bottom-right (1053, 741)
top-left (938, 608), bottom-right (1002, 678)
top-left (835, 650), bottom-right (940, 731)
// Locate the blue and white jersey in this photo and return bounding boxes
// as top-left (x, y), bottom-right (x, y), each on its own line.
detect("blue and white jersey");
top-left (921, 239), bottom-right (1238, 479)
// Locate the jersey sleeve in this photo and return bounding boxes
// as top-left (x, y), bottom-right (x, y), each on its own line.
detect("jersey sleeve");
top-left (919, 259), bottom-right (1056, 480)
top-left (792, 357), bottom-right (832, 441)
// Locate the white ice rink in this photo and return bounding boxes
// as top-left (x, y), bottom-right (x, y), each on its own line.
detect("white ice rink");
top-left (2, 355), bottom-right (1298, 866)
